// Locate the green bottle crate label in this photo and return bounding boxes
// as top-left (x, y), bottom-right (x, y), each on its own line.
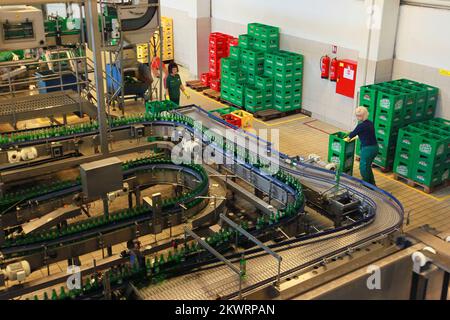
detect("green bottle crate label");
top-left (396, 165), bottom-right (408, 176)
top-left (332, 142), bottom-right (342, 153)
top-left (419, 143), bottom-right (444, 155)
top-left (331, 156), bottom-right (341, 165)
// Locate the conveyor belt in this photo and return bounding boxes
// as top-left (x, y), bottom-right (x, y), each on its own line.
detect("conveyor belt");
top-left (0, 105), bottom-right (403, 298)
top-left (135, 106), bottom-right (403, 299)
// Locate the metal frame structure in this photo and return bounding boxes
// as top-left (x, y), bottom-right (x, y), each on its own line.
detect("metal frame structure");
top-left (219, 213), bottom-right (282, 286)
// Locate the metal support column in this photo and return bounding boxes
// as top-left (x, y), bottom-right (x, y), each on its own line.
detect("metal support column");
top-left (85, 0), bottom-right (109, 155)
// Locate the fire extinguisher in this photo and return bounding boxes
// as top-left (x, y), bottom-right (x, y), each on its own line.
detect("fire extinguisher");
top-left (320, 55), bottom-right (330, 79)
top-left (329, 58), bottom-right (338, 82)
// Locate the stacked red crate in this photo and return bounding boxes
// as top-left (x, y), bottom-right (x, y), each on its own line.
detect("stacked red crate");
top-left (204, 33), bottom-right (237, 92)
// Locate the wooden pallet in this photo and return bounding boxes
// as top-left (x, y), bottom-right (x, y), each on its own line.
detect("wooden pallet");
top-left (253, 108), bottom-right (302, 121)
top-left (185, 80), bottom-right (209, 92)
top-left (220, 99), bottom-right (244, 110)
top-left (203, 89), bottom-right (221, 101)
top-left (393, 173), bottom-right (450, 194)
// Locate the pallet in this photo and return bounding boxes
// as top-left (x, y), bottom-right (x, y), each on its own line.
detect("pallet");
top-left (203, 89), bottom-right (221, 101)
top-left (185, 80), bottom-right (209, 92)
top-left (220, 99), bottom-right (244, 110)
top-left (393, 174), bottom-right (450, 194)
top-left (253, 108), bottom-right (302, 121)
top-left (372, 162), bottom-right (392, 173)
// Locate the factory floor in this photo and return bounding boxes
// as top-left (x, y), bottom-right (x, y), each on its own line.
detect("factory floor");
top-left (1, 68), bottom-right (449, 299)
top-left (178, 84), bottom-right (450, 234)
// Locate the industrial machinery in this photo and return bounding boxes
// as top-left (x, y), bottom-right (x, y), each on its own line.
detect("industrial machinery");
top-left (0, 104), bottom-right (410, 300)
top-left (0, 1), bottom-right (447, 302)
top-left (0, 6), bottom-right (46, 51)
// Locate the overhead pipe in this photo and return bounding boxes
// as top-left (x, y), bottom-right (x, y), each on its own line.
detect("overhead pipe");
top-left (401, 0), bottom-right (450, 10)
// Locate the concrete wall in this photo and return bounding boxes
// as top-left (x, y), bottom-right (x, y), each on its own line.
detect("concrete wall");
top-left (161, 0), bottom-right (210, 78)
top-left (392, 5), bottom-right (450, 120)
top-left (211, 0), bottom-right (369, 130)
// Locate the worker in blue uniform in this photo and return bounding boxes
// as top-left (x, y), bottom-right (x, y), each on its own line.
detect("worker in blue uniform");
top-left (345, 107), bottom-right (379, 186)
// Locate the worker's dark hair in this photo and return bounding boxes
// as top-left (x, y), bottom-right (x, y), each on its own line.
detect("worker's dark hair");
top-left (168, 62), bottom-right (178, 74)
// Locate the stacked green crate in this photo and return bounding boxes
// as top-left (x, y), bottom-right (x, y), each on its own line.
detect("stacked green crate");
top-left (255, 75), bottom-right (274, 109)
top-left (328, 132), bottom-right (356, 175)
top-left (393, 126), bottom-right (423, 178)
top-left (357, 79), bottom-right (439, 162)
top-left (357, 84), bottom-right (380, 157)
top-left (393, 118), bottom-right (450, 187)
top-left (220, 57), bottom-right (238, 102)
top-left (221, 23), bottom-right (303, 113)
top-left (372, 88), bottom-right (405, 169)
top-left (241, 48), bottom-right (264, 86)
top-left (248, 23), bottom-right (280, 52)
top-left (273, 51), bottom-right (303, 112)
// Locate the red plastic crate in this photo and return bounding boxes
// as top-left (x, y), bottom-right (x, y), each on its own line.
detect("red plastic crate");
top-left (228, 37), bottom-right (239, 47)
top-left (210, 79), bottom-right (221, 91)
top-left (222, 113), bottom-right (241, 127)
top-left (209, 48), bottom-right (226, 58)
top-left (201, 72), bottom-right (211, 87)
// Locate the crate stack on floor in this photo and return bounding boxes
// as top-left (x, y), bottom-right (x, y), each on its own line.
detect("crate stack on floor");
top-left (220, 22), bottom-right (304, 113)
top-left (137, 16), bottom-right (174, 63)
top-left (393, 118), bottom-right (450, 192)
top-left (161, 16), bottom-right (175, 61)
top-left (358, 78), bottom-right (439, 171)
top-left (201, 33), bottom-right (238, 92)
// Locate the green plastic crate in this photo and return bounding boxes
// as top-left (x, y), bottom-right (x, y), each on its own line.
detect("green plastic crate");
top-left (412, 166), bottom-right (448, 187)
top-left (245, 86), bottom-right (263, 100)
top-left (395, 144), bottom-right (414, 164)
top-left (146, 100), bottom-right (178, 114)
top-left (376, 133), bottom-right (398, 152)
top-left (397, 126), bottom-right (423, 150)
top-left (328, 132), bottom-right (355, 156)
top-left (255, 75), bottom-right (274, 91)
top-left (238, 34), bottom-right (254, 49)
top-left (374, 106), bottom-right (403, 127)
top-left (229, 46), bottom-right (241, 61)
top-left (359, 84), bottom-right (382, 119)
top-left (377, 89), bottom-right (405, 111)
top-left (247, 23), bottom-right (262, 36)
top-left (415, 153), bottom-right (447, 172)
top-left (275, 51), bottom-right (304, 67)
top-left (210, 106), bottom-right (239, 116)
top-left (221, 57), bottom-right (238, 72)
top-left (255, 37), bottom-right (279, 52)
top-left (373, 146), bottom-right (395, 170)
top-left (415, 132), bottom-right (448, 158)
top-left (241, 48), bottom-right (264, 64)
top-left (429, 117), bottom-right (450, 128)
top-left (355, 139), bottom-right (361, 157)
top-left (264, 52), bottom-right (276, 68)
top-left (254, 24), bottom-right (279, 40)
top-left (374, 122), bottom-right (401, 140)
top-left (228, 70), bottom-right (246, 84)
top-left (328, 151), bottom-right (355, 174)
top-left (393, 156), bottom-right (414, 178)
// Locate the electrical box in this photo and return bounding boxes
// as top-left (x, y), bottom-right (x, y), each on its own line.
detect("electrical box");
top-left (336, 59), bottom-right (358, 98)
top-left (0, 6), bottom-right (46, 51)
top-left (80, 157), bottom-right (123, 199)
